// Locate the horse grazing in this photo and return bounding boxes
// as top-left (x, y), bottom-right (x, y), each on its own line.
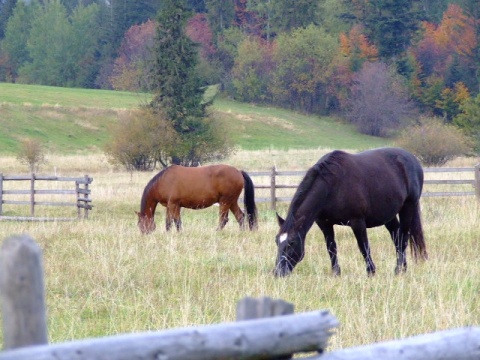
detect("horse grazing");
top-left (136, 164), bottom-right (257, 233)
top-left (274, 147), bottom-right (428, 277)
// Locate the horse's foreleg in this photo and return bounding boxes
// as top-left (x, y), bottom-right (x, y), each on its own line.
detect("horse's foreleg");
top-left (350, 219), bottom-right (376, 276)
top-left (385, 217), bottom-right (406, 274)
top-left (172, 204), bottom-right (182, 231)
top-left (317, 220), bottom-right (340, 276)
top-left (165, 210), bottom-right (172, 231)
top-left (174, 217), bottom-right (182, 231)
top-left (166, 203), bottom-right (182, 231)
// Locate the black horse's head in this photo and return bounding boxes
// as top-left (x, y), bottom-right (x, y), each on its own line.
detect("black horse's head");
top-left (274, 213), bottom-right (305, 277)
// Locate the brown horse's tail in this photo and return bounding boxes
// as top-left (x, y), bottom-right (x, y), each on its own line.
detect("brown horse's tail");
top-left (241, 171), bottom-right (258, 230)
top-left (409, 201), bottom-right (428, 261)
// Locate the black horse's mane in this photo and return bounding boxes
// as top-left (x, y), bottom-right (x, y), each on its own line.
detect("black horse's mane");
top-left (140, 167), bottom-right (170, 213)
top-left (281, 150), bottom-right (347, 232)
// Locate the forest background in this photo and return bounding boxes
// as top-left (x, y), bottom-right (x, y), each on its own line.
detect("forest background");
top-left (0, 0), bottom-right (480, 150)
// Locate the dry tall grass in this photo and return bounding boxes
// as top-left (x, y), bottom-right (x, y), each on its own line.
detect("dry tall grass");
top-left (0, 149), bottom-right (479, 351)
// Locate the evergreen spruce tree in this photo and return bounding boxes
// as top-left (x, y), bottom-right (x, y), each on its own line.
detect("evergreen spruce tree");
top-left (151, 0), bottom-right (206, 127)
top-left (150, 0), bottom-right (228, 165)
top-left (363, 0), bottom-right (425, 60)
top-left (0, 0), bottom-right (17, 40)
top-left (269, 0), bottom-right (320, 33)
top-left (205, 0), bottom-right (235, 41)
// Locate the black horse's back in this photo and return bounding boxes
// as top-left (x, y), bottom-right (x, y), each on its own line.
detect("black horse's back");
top-left (274, 147), bottom-right (427, 277)
top-left (368, 147), bottom-right (424, 195)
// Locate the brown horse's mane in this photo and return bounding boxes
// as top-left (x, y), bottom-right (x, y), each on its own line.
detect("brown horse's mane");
top-left (281, 150), bottom-right (347, 232)
top-left (140, 167), bottom-right (170, 214)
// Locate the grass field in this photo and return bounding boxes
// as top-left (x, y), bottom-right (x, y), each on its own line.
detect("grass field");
top-left (0, 83), bottom-right (388, 154)
top-left (0, 83), bottom-right (479, 353)
top-left (0, 152), bottom-right (479, 353)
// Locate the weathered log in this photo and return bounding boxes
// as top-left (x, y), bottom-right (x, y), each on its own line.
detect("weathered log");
top-left (304, 327), bottom-right (480, 360)
top-left (0, 309), bottom-right (338, 360)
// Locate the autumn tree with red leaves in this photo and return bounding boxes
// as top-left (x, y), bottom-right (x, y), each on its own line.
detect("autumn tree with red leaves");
top-left (339, 24), bottom-right (378, 72)
top-left (109, 20), bottom-right (156, 91)
top-left (411, 4), bottom-right (478, 117)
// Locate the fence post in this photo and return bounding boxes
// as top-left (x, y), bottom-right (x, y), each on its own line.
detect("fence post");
top-left (84, 175), bottom-right (90, 219)
top-left (237, 296), bottom-right (295, 360)
top-left (0, 173), bottom-right (3, 215)
top-left (475, 164), bottom-right (480, 201)
top-left (236, 296), bottom-right (294, 320)
top-left (271, 166), bottom-right (277, 210)
top-left (0, 234), bottom-right (48, 349)
top-left (30, 173), bottom-right (35, 217)
top-left (76, 180), bottom-right (81, 219)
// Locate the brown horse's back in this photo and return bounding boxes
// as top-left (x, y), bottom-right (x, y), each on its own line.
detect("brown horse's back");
top-left (156, 165), bottom-right (244, 209)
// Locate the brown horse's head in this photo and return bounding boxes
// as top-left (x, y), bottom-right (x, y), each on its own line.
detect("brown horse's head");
top-left (136, 211), bottom-right (156, 234)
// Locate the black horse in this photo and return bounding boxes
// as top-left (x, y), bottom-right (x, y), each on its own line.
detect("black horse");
top-left (274, 147), bottom-right (428, 277)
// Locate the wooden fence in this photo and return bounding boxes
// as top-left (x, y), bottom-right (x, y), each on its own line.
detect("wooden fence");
top-left (250, 165), bottom-right (480, 210)
top-left (0, 234), bottom-right (479, 360)
top-left (0, 174), bottom-right (93, 221)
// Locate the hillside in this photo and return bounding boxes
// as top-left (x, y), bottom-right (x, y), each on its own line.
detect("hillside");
top-left (0, 83), bottom-right (389, 154)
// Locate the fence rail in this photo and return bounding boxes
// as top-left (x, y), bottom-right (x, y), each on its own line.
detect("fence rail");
top-left (0, 173), bottom-right (93, 221)
top-left (1, 234), bottom-right (479, 360)
top-left (249, 165), bottom-right (480, 209)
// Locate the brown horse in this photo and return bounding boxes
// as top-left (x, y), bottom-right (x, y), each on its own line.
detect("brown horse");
top-left (136, 164), bottom-right (258, 233)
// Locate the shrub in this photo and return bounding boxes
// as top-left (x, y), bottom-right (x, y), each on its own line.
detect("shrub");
top-left (16, 138), bottom-right (46, 173)
top-left (346, 62), bottom-right (416, 137)
top-left (104, 108), bottom-right (233, 170)
top-left (454, 93), bottom-right (480, 152)
top-left (394, 118), bottom-right (471, 166)
top-left (104, 109), bottom-right (175, 171)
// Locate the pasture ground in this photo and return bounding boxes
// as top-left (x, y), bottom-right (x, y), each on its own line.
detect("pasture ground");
top-left (0, 149), bottom-right (479, 353)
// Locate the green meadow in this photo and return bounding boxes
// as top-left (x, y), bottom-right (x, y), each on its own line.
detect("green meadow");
top-left (0, 83), bottom-right (387, 154)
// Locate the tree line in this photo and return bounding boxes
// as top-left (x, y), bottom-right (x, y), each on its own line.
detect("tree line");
top-left (1, 0), bottom-right (479, 166)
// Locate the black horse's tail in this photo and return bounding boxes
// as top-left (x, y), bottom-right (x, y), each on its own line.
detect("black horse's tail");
top-left (241, 171), bottom-right (258, 230)
top-left (409, 201), bottom-right (428, 261)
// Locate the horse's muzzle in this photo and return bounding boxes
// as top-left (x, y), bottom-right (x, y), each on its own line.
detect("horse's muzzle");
top-left (273, 257), bottom-right (293, 277)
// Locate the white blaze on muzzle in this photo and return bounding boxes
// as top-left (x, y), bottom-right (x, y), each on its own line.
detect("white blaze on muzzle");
top-left (279, 233), bottom-right (288, 243)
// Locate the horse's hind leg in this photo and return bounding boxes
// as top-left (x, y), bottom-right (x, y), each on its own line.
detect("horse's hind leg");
top-left (385, 217), bottom-right (407, 274)
top-left (218, 203), bottom-right (230, 230)
top-left (350, 219), bottom-right (376, 275)
top-left (396, 201), bottom-right (418, 273)
top-left (229, 202), bottom-right (245, 229)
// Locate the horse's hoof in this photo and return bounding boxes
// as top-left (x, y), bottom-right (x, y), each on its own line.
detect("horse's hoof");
top-left (332, 267), bottom-right (341, 276)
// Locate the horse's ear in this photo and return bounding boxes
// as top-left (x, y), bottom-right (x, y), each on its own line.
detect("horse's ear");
top-left (276, 212), bottom-right (285, 226)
